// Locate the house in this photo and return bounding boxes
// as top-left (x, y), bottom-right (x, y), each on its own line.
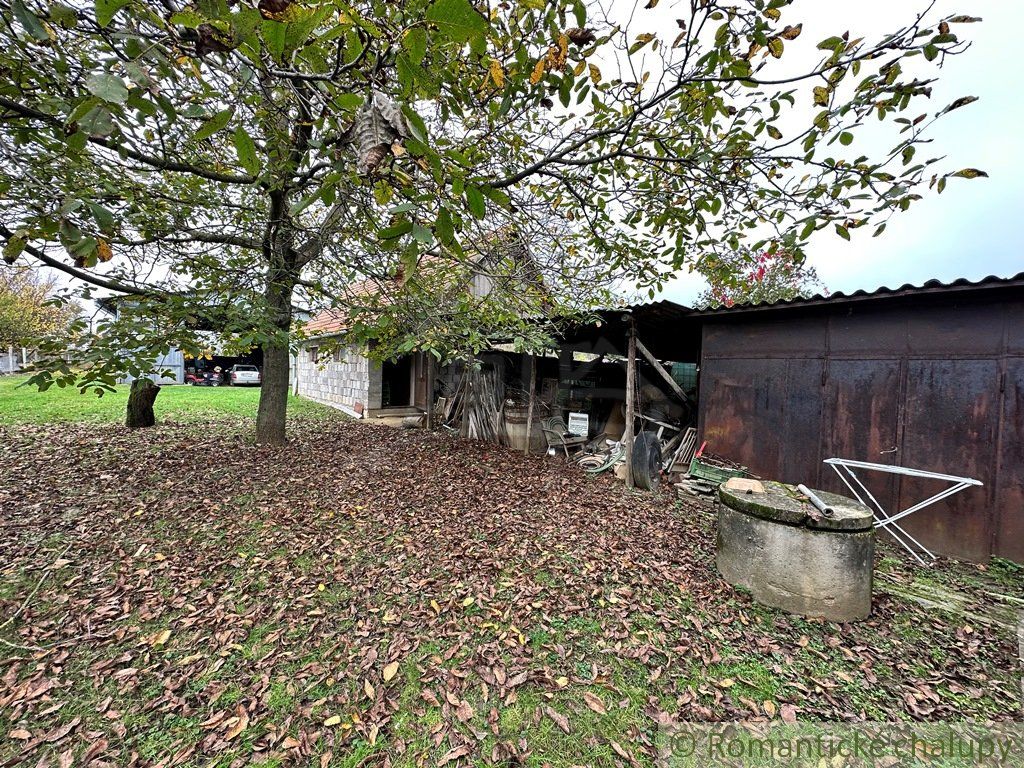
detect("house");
top-left (293, 231), bottom-right (545, 419)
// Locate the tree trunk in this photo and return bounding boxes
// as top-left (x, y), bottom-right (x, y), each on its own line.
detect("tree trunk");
top-left (126, 378), bottom-right (160, 428)
top-left (255, 269), bottom-right (296, 445)
top-left (257, 338), bottom-right (291, 444)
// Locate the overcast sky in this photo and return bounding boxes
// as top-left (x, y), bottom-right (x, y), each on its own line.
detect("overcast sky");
top-left (655, 0), bottom-right (1023, 306)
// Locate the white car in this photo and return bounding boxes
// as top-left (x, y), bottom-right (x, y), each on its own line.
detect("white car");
top-left (229, 364), bottom-right (261, 386)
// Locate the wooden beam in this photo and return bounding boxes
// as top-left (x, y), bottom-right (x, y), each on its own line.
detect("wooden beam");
top-left (635, 338), bottom-right (691, 405)
top-left (523, 354), bottom-right (536, 455)
top-left (425, 354), bottom-right (435, 430)
top-left (624, 318), bottom-right (637, 488)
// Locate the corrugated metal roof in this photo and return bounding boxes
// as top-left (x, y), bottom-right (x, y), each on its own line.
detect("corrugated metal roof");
top-left (692, 271), bottom-right (1024, 316)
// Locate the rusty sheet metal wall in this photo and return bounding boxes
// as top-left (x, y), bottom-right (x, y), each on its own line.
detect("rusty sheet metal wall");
top-left (698, 299), bottom-right (1022, 563)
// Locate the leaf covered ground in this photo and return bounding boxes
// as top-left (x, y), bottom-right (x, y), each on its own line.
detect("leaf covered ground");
top-left (1, 412), bottom-right (1021, 767)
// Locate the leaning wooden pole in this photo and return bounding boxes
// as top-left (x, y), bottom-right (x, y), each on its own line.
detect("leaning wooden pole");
top-left (624, 315), bottom-right (637, 488)
top-left (523, 353), bottom-right (536, 455)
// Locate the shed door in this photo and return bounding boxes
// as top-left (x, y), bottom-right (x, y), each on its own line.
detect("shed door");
top-left (820, 359), bottom-right (902, 508)
top-left (995, 359), bottom-right (1024, 562)
top-left (898, 359), bottom-right (998, 562)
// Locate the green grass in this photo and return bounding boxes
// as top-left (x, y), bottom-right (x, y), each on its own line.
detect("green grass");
top-left (0, 374), bottom-right (333, 424)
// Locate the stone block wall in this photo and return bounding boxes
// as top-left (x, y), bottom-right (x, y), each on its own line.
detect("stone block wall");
top-left (293, 341), bottom-right (381, 412)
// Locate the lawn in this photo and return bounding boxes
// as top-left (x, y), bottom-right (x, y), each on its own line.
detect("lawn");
top-left (0, 375), bottom-right (331, 425)
top-left (0, 385), bottom-right (1020, 767)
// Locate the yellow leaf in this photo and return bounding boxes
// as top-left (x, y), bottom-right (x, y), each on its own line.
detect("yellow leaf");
top-left (530, 58), bottom-right (546, 85)
top-left (588, 63), bottom-right (601, 85)
top-left (767, 37), bottom-right (784, 58)
top-left (430, 599), bottom-right (442, 614)
top-left (813, 86), bottom-right (830, 107)
top-left (488, 58), bottom-right (505, 88)
top-left (317, 583), bottom-right (326, 592)
top-left (764, 8), bottom-right (781, 20)
top-left (555, 676), bottom-right (569, 688)
top-left (462, 597), bottom-right (475, 607)
top-left (382, 662), bottom-right (400, 682)
top-left (718, 678), bottom-right (736, 688)
top-left (364, 679), bottom-right (375, 698)
top-left (150, 629), bottom-right (171, 647)
top-left (763, 700), bottom-right (777, 717)
top-left (323, 715), bottom-right (341, 727)
top-left (96, 239), bottom-right (113, 262)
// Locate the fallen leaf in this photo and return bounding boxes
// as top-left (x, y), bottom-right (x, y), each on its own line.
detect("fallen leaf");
top-left (44, 717), bottom-right (81, 743)
top-left (382, 661), bottom-right (400, 682)
top-left (8, 729), bottom-right (31, 740)
top-left (438, 744), bottom-right (472, 765)
top-left (583, 691), bottom-right (606, 714)
top-left (324, 715), bottom-right (342, 727)
top-left (224, 706), bottom-right (248, 740)
top-left (545, 706), bottom-right (570, 734)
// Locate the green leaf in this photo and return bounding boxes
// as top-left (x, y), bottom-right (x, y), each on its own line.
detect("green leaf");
top-left (404, 27), bottom-right (427, 65)
top-left (901, 145), bottom-right (915, 165)
top-left (193, 107), bottom-right (234, 142)
top-left (838, 131), bottom-right (853, 146)
top-left (232, 125), bottom-right (260, 175)
top-left (402, 106), bottom-right (428, 143)
top-left (465, 186), bottom-right (486, 219)
top-left (436, 206), bottom-right (454, 245)
top-left (86, 72), bottom-right (129, 104)
top-left (766, 124), bottom-right (782, 140)
top-left (816, 36), bottom-right (844, 51)
top-left (169, 9), bottom-right (203, 27)
top-left (261, 19), bottom-right (287, 60)
top-left (412, 222), bottom-right (434, 245)
top-left (3, 236), bottom-right (26, 263)
top-left (95, 0), bottom-right (131, 27)
top-left (425, 0), bottom-right (487, 46)
top-left (334, 93), bottom-right (363, 112)
top-left (87, 202), bottom-right (115, 234)
top-left (12, 0), bottom-right (49, 40)
top-left (835, 223), bottom-right (850, 241)
top-left (767, 37), bottom-right (783, 59)
top-left (379, 220), bottom-right (413, 241)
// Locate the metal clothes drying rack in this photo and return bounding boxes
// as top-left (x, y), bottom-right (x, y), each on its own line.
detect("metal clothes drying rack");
top-left (823, 458), bottom-right (983, 566)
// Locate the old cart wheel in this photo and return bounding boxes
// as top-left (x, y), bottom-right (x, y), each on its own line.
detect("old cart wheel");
top-left (632, 431), bottom-right (661, 490)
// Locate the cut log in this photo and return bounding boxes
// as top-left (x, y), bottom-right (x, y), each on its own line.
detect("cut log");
top-left (126, 378), bottom-right (160, 429)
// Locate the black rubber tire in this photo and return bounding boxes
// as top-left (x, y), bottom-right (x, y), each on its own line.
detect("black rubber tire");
top-left (632, 431), bottom-right (661, 490)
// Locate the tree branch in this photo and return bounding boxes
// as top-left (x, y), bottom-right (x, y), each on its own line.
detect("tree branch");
top-left (1, 225), bottom-right (156, 297)
top-left (0, 96), bottom-right (256, 186)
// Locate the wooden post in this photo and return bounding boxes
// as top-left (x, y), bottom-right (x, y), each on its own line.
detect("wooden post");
top-left (425, 354), bottom-right (435, 431)
top-left (523, 353), bottom-right (536, 455)
top-left (624, 316), bottom-right (637, 488)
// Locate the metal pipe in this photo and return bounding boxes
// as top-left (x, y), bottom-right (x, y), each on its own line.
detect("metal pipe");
top-left (797, 484), bottom-right (834, 517)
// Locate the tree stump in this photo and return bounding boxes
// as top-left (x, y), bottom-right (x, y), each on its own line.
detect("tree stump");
top-left (126, 378), bottom-right (160, 429)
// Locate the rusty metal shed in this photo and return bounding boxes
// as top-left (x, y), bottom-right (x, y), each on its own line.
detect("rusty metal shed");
top-left (693, 272), bottom-right (1024, 563)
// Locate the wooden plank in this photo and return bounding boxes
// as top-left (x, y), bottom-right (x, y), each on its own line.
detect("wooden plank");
top-left (425, 355), bottom-right (435, 430)
top-left (625, 318), bottom-right (637, 488)
top-left (635, 338), bottom-right (691, 404)
top-left (524, 354), bottom-right (536, 455)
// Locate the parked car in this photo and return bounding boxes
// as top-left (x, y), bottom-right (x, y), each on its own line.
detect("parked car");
top-left (229, 364), bottom-right (261, 386)
top-left (191, 370), bottom-right (223, 387)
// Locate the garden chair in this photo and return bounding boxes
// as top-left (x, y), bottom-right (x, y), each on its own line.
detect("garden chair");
top-left (541, 416), bottom-right (589, 458)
